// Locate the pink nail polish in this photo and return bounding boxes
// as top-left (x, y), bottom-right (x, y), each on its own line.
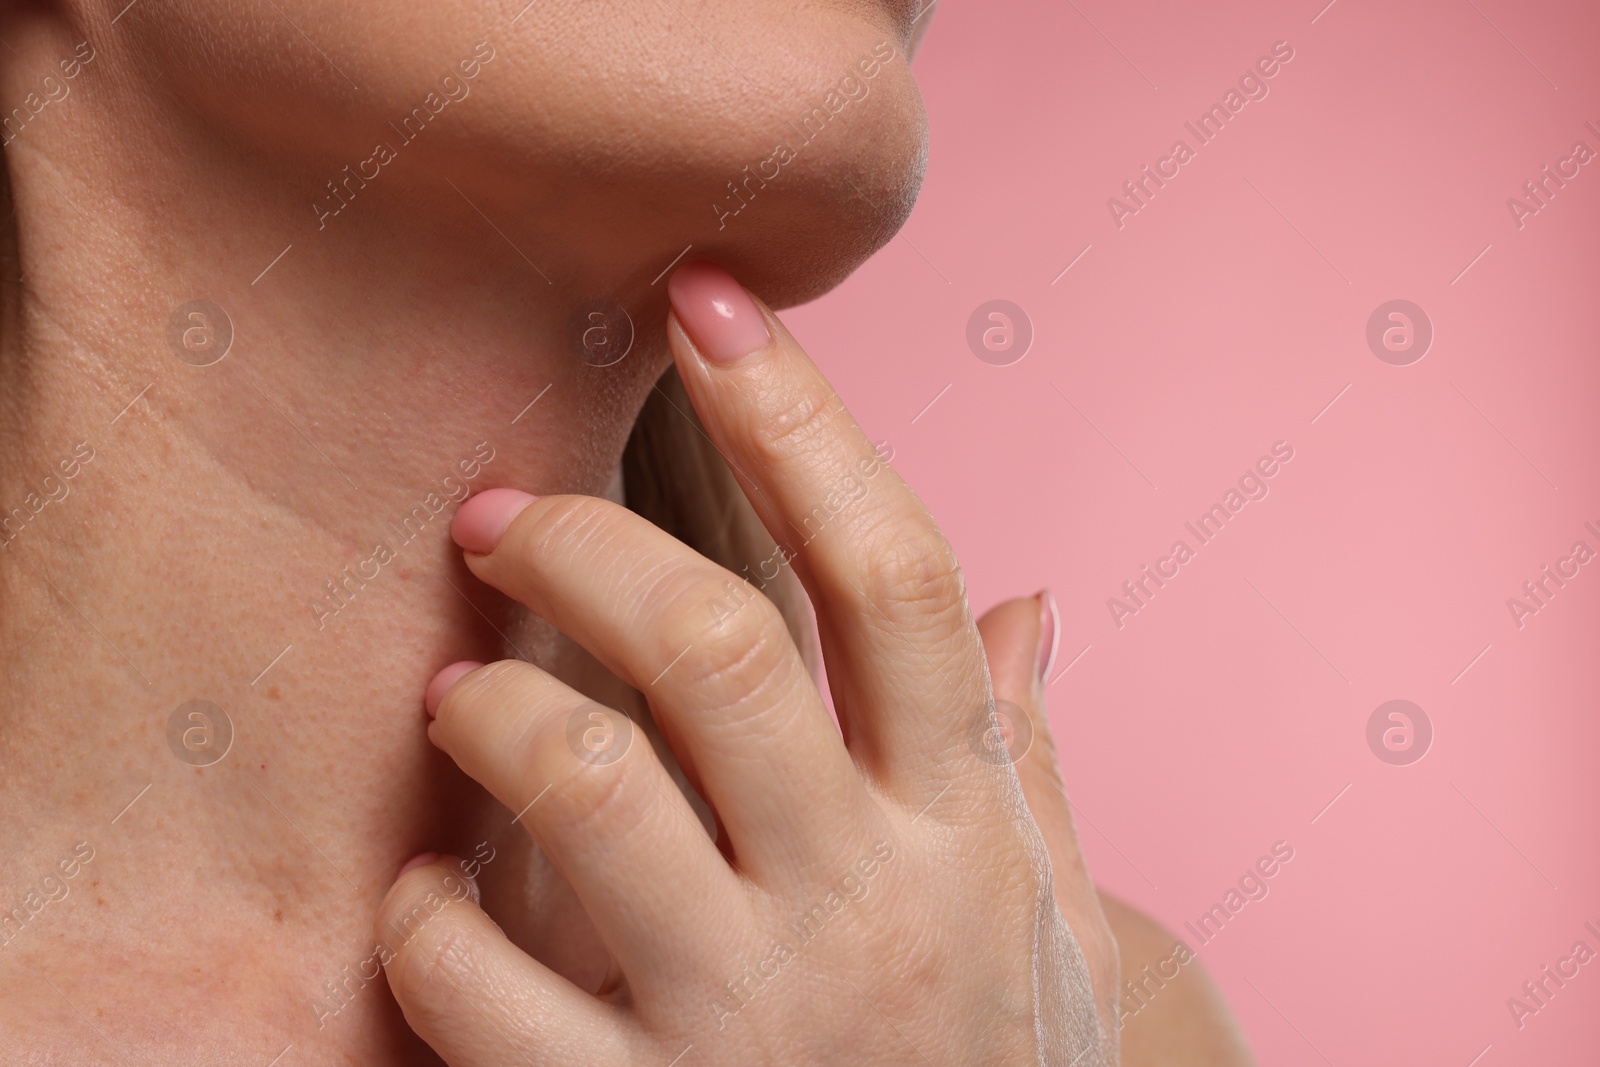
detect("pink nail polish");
top-left (451, 488), bottom-right (535, 555)
top-left (1036, 589), bottom-right (1059, 684)
top-left (667, 261), bottom-right (772, 365)
top-left (425, 660), bottom-right (483, 718)
top-left (398, 852), bottom-right (438, 876)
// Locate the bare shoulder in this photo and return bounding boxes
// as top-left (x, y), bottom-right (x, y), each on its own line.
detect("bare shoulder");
top-left (1099, 892), bottom-right (1259, 1067)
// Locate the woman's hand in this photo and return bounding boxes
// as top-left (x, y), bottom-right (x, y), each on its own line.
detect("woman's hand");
top-left (377, 262), bottom-right (1119, 1065)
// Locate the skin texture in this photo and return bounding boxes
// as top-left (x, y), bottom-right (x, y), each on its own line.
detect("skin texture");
top-left (0, 2), bottom-right (927, 1060)
top-left (975, 595), bottom-right (1257, 1067)
top-left (0, 1), bottom-right (1253, 1062)
top-left (1101, 895), bottom-right (1258, 1067)
top-left (387, 273), bottom-right (1117, 1065)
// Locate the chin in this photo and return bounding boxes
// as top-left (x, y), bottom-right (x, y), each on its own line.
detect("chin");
top-left (121, 0), bottom-right (929, 308)
top-left (685, 87), bottom-right (930, 312)
top-left (440, 7), bottom-right (932, 311)
top-left (663, 36), bottom-right (932, 310)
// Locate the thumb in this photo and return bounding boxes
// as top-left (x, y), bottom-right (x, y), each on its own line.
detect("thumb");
top-left (974, 590), bottom-right (1082, 883)
top-left (976, 592), bottom-right (1120, 1051)
top-left (974, 590), bottom-right (1061, 782)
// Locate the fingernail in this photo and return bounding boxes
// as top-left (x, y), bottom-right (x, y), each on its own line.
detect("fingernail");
top-left (425, 660), bottom-right (483, 718)
top-left (667, 261), bottom-right (772, 365)
top-left (452, 488), bottom-right (535, 555)
top-left (1036, 589), bottom-right (1059, 685)
top-left (398, 852), bottom-right (438, 876)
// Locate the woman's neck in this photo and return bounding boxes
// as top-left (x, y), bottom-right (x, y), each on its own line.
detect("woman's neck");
top-left (0, 25), bottom-right (670, 1063)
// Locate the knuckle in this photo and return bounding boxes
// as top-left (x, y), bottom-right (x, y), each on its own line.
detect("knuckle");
top-left (438, 660), bottom-right (601, 801)
top-left (671, 582), bottom-right (794, 706)
top-left (748, 384), bottom-right (848, 466)
top-left (380, 891), bottom-right (475, 1000)
top-left (391, 924), bottom-right (476, 1024)
top-left (517, 494), bottom-right (622, 565)
top-left (864, 515), bottom-right (968, 620)
top-left (553, 752), bottom-right (653, 839)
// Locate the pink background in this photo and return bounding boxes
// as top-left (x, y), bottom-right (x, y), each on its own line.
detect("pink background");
top-left (789, 1), bottom-right (1600, 1063)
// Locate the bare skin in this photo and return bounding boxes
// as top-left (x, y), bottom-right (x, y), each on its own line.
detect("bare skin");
top-left (0, 1), bottom-right (1252, 1062)
top-left (1103, 896), bottom-right (1258, 1067)
top-left (978, 593), bottom-right (1257, 1067)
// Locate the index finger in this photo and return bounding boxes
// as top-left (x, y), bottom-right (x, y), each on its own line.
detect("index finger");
top-left (664, 261), bottom-right (990, 799)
